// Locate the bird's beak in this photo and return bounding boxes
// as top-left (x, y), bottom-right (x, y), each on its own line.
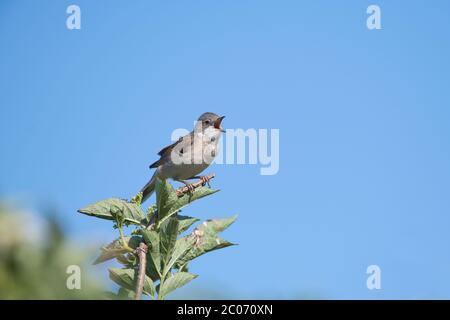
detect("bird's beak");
top-left (214, 116), bottom-right (226, 132)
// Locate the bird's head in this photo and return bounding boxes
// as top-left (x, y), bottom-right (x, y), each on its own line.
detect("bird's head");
top-left (195, 112), bottom-right (225, 133)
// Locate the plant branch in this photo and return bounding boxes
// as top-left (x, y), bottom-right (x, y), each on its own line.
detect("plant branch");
top-left (118, 224), bottom-right (134, 253)
top-left (158, 276), bottom-right (165, 300)
top-left (134, 242), bottom-right (148, 300)
top-left (175, 173), bottom-right (215, 197)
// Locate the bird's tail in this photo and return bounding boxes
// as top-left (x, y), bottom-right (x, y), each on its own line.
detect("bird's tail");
top-left (140, 171), bottom-right (158, 203)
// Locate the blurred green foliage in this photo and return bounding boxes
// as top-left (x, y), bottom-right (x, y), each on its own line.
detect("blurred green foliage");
top-left (0, 203), bottom-right (105, 299)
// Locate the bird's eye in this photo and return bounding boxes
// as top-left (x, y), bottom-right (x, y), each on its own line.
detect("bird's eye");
top-left (204, 120), bottom-right (210, 125)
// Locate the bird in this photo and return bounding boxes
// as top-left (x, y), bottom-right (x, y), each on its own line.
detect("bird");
top-left (140, 112), bottom-right (225, 202)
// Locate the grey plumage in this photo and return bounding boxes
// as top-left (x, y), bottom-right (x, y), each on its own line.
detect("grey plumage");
top-left (140, 112), bottom-right (225, 203)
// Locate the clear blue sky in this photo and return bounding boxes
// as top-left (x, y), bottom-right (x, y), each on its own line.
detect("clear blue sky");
top-left (1, 0), bottom-right (450, 299)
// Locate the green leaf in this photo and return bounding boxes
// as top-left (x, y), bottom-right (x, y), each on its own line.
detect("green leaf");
top-left (78, 198), bottom-right (145, 225)
top-left (177, 215), bottom-right (199, 234)
top-left (159, 272), bottom-right (197, 299)
top-left (163, 236), bottom-right (195, 276)
top-left (94, 236), bottom-right (141, 265)
top-left (130, 192), bottom-right (143, 206)
top-left (143, 275), bottom-right (157, 298)
top-left (168, 186), bottom-right (219, 219)
top-left (155, 179), bottom-right (178, 220)
top-left (118, 287), bottom-right (135, 300)
top-left (142, 230), bottom-right (161, 279)
top-left (116, 253), bottom-right (135, 266)
top-left (200, 214), bottom-right (238, 234)
top-left (109, 268), bottom-right (156, 298)
top-left (176, 234), bottom-right (235, 267)
top-left (160, 217), bottom-right (179, 266)
top-left (156, 179), bottom-right (219, 225)
top-left (109, 268), bottom-right (135, 291)
top-left (174, 215), bottom-right (238, 267)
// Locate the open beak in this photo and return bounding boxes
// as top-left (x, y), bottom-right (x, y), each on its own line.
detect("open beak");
top-left (214, 116), bottom-right (226, 132)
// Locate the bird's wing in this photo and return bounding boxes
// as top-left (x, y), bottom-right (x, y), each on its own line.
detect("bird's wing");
top-left (149, 132), bottom-right (194, 169)
top-left (157, 137), bottom-right (182, 156)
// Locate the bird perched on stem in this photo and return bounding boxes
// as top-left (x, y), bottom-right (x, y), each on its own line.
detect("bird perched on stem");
top-left (140, 112), bottom-right (225, 202)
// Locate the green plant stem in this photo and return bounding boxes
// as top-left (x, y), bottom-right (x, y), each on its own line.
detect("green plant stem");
top-left (158, 276), bottom-right (165, 300)
top-left (118, 224), bottom-right (134, 253)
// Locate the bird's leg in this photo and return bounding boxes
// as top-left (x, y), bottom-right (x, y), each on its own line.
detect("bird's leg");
top-left (189, 175), bottom-right (212, 188)
top-left (175, 179), bottom-right (195, 194)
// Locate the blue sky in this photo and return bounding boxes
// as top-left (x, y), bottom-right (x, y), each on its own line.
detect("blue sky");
top-left (1, 0), bottom-right (450, 299)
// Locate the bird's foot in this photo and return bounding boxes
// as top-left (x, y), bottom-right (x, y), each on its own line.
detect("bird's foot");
top-left (181, 180), bottom-right (195, 194)
top-left (175, 174), bottom-right (215, 197)
top-left (186, 183), bottom-right (195, 194)
top-left (199, 175), bottom-right (212, 188)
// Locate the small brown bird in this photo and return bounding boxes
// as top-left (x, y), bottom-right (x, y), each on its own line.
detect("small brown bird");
top-left (140, 112), bottom-right (225, 202)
